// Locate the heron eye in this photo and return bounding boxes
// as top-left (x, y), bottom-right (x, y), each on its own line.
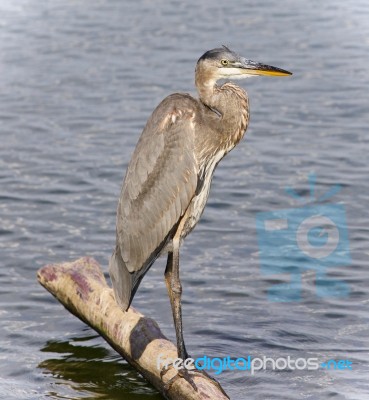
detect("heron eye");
top-left (220, 59), bottom-right (229, 66)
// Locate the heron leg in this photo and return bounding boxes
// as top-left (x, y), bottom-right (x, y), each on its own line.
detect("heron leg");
top-left (164, 237), bottom-right (188, 361)
top-left (162, 238), bottom-right (228, 396)
top-left (163, 237), bottom-right (199, 391)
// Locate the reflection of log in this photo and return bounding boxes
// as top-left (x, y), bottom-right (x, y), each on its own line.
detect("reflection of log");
top-left (37, 257), bottom-right (229, 400)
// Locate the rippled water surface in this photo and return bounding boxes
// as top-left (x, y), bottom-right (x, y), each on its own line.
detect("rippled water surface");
top-left (1, 0), bottom-right (369, 399)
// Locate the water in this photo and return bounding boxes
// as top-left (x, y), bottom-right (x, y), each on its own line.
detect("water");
top-left (1, 0), bottom-right (369, 398)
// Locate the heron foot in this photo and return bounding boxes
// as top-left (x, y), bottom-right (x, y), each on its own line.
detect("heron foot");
top-left (161, 361), bottom-right (198, 392)
top-left (160, 360), bottom-right (230, 398)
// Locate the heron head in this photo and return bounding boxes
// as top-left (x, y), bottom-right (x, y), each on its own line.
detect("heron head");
top-left (196, 46), bottom-right (292, 82)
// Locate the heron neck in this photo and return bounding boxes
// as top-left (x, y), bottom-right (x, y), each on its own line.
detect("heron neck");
top-left (195, 76), bottom-right (249, 148)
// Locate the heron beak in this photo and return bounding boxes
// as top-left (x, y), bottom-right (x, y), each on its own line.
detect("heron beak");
top-left (239, 59), bottom-right (292, 77)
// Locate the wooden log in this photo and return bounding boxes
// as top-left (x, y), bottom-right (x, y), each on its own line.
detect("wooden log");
top-left (37, 257), bottom-right (230, 400)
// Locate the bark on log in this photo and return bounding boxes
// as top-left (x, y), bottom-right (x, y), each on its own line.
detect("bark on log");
top-left (37, 257), bottom-right (230, 400)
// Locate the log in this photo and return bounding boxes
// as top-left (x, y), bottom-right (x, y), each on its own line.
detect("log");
top-left (37, 257), bottom-right (230, 400)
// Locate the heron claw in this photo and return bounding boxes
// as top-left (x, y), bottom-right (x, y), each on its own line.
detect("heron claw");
top-left (161, 362), bottom-right (228, 397)
top-left (161, 361), bottom-right (198, 392)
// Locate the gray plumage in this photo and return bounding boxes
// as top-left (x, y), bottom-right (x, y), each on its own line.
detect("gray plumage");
top-left (109, 46), bottom-right (291, 360)
top-left (110, 94), bottom-right (199, 309)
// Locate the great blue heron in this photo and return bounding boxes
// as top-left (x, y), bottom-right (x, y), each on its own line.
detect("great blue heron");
top-left (109, 46), bottom-right (291, 365)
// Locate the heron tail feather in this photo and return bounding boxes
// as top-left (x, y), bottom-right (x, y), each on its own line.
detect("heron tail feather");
top-left (109, 247), bottom-right (132, 311)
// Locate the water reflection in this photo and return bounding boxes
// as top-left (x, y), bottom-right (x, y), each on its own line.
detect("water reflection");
top-left (39, 334), bottom-right (162, 399)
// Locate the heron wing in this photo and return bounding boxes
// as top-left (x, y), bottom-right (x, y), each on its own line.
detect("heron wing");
top-left (117, 94), bottom-right (199, 274)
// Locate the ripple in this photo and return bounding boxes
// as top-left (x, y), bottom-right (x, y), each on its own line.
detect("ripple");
top-left (1, 0), bottom-right (369, 399)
